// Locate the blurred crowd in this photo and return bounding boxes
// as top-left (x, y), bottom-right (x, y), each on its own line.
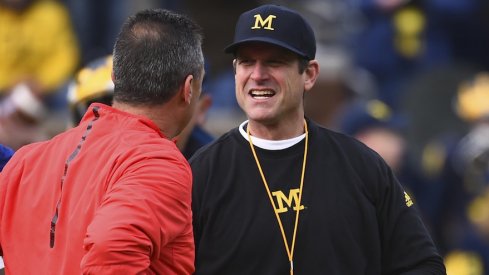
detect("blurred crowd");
top-left (1, 0), bottom-right (489, 273)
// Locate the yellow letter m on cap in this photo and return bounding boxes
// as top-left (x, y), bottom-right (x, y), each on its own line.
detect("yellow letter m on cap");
top-left (252, 14), bottom-right (276, 30)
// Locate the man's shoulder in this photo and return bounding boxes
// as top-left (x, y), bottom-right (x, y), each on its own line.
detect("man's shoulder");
top-left (309, 121), bottom-right (385, 165)
top-left (310, 121), bottom-right (366, 148)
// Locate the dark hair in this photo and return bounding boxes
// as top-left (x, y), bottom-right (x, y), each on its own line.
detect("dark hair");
top-left (113, 9), bottom-right (204, 105)
top-left (298, 58), bottom-right (309, 74)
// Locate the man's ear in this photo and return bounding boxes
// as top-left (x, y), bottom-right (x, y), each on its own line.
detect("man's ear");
top-left (183, 74), bottom-right (194, 104)
top-left (304, 60), bottom-right (319, 93)
top-left (111, 71), bottom-right (115, 82)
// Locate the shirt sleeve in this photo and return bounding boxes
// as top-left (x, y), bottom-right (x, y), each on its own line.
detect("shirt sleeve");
top-left (373, 158), bottom-right (446, 274)
top-left (81, 156), bottom-right (193, 274)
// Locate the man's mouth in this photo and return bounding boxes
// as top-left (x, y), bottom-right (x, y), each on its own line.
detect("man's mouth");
top-left (249, 90), bottom-right (275, 99)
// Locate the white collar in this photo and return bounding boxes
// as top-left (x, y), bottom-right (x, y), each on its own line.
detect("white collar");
top-left (239, 120), bottom-right (306, 150)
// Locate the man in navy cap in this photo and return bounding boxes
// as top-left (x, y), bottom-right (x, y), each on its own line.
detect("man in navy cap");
top-left (190, 4), bottom-right (445, 274)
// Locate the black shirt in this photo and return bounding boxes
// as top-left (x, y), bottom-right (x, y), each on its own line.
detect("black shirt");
top-left (190, 120), bottom-right (445, 275)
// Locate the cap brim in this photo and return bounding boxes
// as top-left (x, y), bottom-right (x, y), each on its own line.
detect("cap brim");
top-left (224, 37), bottom-right (310, 60)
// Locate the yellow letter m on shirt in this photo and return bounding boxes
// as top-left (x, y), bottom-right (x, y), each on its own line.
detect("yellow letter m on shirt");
top-left (272, 189), bottom-right (305, 213)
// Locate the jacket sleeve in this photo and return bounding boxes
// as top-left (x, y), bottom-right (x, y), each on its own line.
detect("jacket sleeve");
top-left (373, 158), bottom-right (447, 274)
top-left (80, 156), bottom-right (193, 274)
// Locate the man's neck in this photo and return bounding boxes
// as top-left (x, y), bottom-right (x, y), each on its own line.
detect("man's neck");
top-left (247, 117), bottom-right (305, 140)
top-left (112, 101), bottom-right (179, 139)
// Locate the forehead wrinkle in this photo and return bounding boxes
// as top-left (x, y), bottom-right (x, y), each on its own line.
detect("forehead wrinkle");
top-left (237, 43), bottom-right (297, 60)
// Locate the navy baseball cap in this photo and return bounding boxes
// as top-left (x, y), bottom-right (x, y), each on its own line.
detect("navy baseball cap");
top-left (225, 4), bottom-right (316, 60)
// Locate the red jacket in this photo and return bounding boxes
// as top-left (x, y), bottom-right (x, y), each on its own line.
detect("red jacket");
top-left (0, 103), bottom-right (194, 274)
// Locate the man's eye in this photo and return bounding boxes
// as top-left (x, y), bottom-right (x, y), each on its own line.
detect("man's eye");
top-left (238, 59), bottom-right (253, 65)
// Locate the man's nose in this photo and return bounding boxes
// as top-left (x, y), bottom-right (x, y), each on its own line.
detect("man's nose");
top-left (250, 62), bottom-right (269, 81)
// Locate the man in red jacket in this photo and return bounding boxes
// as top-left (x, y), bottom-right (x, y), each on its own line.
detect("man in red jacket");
top-left (0, 8), bottom-right (204, 274)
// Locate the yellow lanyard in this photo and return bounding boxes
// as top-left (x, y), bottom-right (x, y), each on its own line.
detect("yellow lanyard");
top-left (247, 120), bottom-right (309, 275)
